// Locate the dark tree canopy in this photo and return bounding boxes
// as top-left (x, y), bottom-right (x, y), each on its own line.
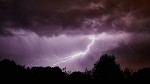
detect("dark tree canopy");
top-left (0, 54), bottom-right (149, 84)
top-left (92, 54), bottom-right (123, 83)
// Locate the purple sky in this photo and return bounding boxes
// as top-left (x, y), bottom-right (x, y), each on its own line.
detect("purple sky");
top-left (0, 0), bottom-right (150, 71)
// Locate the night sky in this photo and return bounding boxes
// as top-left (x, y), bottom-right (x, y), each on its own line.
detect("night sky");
top-left (0, 0), bottom-right (150, 71)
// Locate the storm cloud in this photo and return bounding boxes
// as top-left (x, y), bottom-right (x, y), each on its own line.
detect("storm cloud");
top-left (0, 0), bottom-right (150, 36)
top-left (0, 0), bottom-right (150, 71)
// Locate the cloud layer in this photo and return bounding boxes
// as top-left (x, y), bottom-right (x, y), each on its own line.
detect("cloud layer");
top-left (0, 0), bottom-right (150, 71)
top-left (0, 0), bottom-right (150, 36)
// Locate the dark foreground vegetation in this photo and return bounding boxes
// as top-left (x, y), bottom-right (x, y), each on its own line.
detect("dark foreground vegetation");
top-left (0, 54), bottom-right (149, 84)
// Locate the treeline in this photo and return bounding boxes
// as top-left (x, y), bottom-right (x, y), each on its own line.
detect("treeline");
top-left (0, 54), bottom-right (149, 84)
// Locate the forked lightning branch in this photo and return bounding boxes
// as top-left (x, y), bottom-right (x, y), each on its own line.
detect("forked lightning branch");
top-left (53, 36), bottom-right (96, 65)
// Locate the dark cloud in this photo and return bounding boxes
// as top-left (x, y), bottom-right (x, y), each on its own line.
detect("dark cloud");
top-left (105, 32), bottom-right (150, 70)
top-left (0, 0), bottom-right (150, 36)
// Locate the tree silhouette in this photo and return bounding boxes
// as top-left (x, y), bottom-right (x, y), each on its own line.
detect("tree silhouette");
top-left (132, 68), bottom-right (150, 83)
top-left (123, 67), bottom-right (132, 83)
top-left (0, 54), bottom-right (149, 83)
top-left (0, 59), bottom-right (27, 83)
top-left (67, 71), bottom-right (93, 82)
top-left (92, 54), bottom-right (123, 83)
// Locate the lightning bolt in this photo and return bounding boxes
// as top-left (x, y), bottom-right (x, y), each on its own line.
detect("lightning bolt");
top-left (53, 36), bottom-right (95, 66)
